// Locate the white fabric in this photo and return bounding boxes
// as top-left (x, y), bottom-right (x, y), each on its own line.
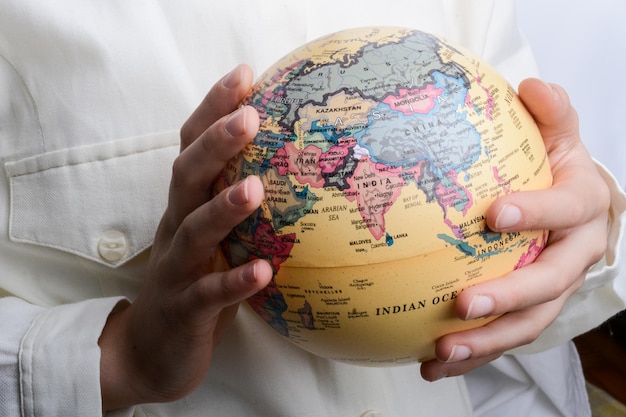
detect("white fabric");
top-left (5, 132), bottom-right (177, 267)
top-left (0, 0), bottom-right (624, 416)
top-left (0, 298), bottom-right (44, 416)
top-left (19, 297), bottom-right (128, 417)
top-left (467, 343), bottom-right (589, 417)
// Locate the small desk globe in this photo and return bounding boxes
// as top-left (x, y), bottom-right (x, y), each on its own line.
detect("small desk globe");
top-left (216, 26), bottom-right (552, 365)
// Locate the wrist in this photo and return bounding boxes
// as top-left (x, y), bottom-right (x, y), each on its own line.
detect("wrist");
top-left (99, 301), bottom-right (140, 411)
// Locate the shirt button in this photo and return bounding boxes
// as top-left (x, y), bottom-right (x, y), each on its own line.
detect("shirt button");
top-left (97, 230), bottom-right (129, 262)
top-left (360, 410), bottom-right (384, 417)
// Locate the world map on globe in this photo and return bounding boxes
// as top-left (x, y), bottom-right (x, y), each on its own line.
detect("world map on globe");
top-left (216, 26), bottom-right (552, 365)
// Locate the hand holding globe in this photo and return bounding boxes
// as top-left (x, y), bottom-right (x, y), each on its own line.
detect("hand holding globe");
top-left (421, 78), bottom-right (610, 380)
top-left (214, 27), bottom-right (560, 365)
top-left (99, 27), bottom-right (610, 409)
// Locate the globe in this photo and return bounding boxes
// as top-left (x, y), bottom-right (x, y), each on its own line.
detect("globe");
top-left (215, 26), bottom-right (552, 365)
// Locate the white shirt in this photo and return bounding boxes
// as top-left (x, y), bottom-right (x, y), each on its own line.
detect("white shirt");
top-left (1, 1), bottom-right (625, 416)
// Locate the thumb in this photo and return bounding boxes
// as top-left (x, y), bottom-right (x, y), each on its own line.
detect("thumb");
top-left (517, 78), bottom-right (580, 165)
top-left (486, 78), bottom-right (607, 232)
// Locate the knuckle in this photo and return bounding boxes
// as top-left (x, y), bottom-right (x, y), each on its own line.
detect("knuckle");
top-left (159, 299), bottom-right (179, 326)
top-left (189, 271), bottom-right (232, 310)
top-left (199, 130), bottom-right (217, 155)
top-left (174, 216), bottom-right (198, 249)
top-left (189, 277), bottom-right (212, 306)
top-left (520, 325), bottom-right (543, 345)
top-left (220, 272), bottom-right (234, 297)
top-left (515, 315), bottom-right (548, 346)
top-left (179, 123), bottom-right (194, 145)
top-left (550, 270), bottom-right (582, 301)
top-left (589, 237), bottom-right (608, 265)
top-left (545, 279), bottom-right (567, 302)
top-left (568, 200), bottom-right (588, 225)
top-left (170, 156), bottom-right (190, 189)
top-left (592, 173), bottom-right (611, 207)
top-left (201, 89), bottom-right (217, 111)
top-left (528, 262), bottom-right (571, 302)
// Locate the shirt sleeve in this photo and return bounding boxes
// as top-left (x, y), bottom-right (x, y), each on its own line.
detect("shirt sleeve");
top-left (511, 162), bottom-right (626, 354)
top-left (0, 295), bottom-right (132, 417)
top-left (0, 297), bottom-right (44, 416)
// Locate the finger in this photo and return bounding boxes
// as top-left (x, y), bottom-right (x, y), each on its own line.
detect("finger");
top-left (518, 79), bottom-right (578, 142)
top-left (157, 258), bottom-right (272, 349)
top-left (486, 166), bottom-right (609, 232)
top-left (420, 352), bottom-right (501, 381)
top-left (169, 175), bottom-right (265, 279)
top-left (430, 293), bottom-right (566, 372)
top-left (168, 105), bottom-right (260, 228)
top-left (180, 64), bottom-right (255, 150)
top-left (182, 259), bottom-right (273, 328)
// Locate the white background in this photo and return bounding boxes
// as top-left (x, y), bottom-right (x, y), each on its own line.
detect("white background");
top-left (517, 1), bottom-right (626, 188)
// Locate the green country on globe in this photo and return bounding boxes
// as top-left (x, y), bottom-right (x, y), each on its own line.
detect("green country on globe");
top-left (215, 26), bottom-right (552, 365)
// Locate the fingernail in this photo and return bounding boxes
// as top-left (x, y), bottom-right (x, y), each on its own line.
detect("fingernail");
top-left (544, 80), bottom-right (560, 101)
top-left (465, 294), bottom-right (495, 320)
top-left (430, 371), bottom-right (448, 382)
top-left (228, 177), bottom-right (250, 206)
top-left (445, 345), bottom-right (472, 363)
top-left (241, 262), bottom-right (257, 284)
top-left (222, 65), bottom-right (242, 89)
top-left (495, 204), bottom-right (522, 230)
top-left (225, 107), bottom-right (247, 137)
